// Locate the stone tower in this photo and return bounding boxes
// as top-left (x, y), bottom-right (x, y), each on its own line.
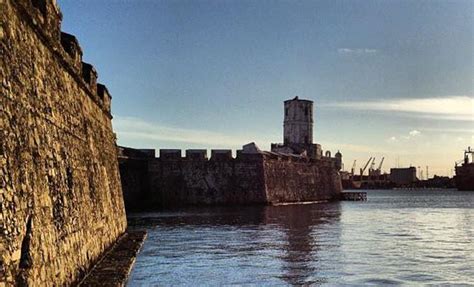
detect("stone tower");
top-left (283, 96), bottom-right (313, 144)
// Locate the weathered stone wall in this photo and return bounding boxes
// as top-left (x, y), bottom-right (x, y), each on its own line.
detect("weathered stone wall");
top-left (1, 0), bottom-right (127, 285)
top-left (119, 149), bottom-right (267, 209)
top-left (263, 156), bottom-right (342, 204)
top-left (149, 154), bottom-right (267, 207)
top-left (119, 147), bottom-right (342, 209)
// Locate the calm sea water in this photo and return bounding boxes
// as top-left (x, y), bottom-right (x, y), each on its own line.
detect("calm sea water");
top-left (127, 189), bottom-right (474, 286)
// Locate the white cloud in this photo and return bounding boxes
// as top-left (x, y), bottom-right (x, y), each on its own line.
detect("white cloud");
top-left (409, 130), bottom-right (421, 136)
top-left (326, 96), bottom-right (474, 121)
top-left (113, 116), bottom-right (273, 149)
top-left (388, 130), bottom-right (422, 143)
top-left (338, 48), bottom-right (378, 54)
top-left (421, 127), bottom-right (474, 133)
top-left (113, 116), bottom-right (395, 156)
top-left (323, 141), bottom-right (390, 154)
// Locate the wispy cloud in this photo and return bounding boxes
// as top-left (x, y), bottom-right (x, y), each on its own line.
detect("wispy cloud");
top-left (420, 127), bottom-right (474, 133)
top-left (326, 96), bottom-right (474, 121)
top-left (324, 142), bottom-right (389, 154)
top-left (409, 130), bottom-right (421, 136)
top-left (113, 116), bottom-right (273, 148)
top-left (388, 130), bottom-right (422, 143)
top-left (338, 48), bottom-right (378, 54)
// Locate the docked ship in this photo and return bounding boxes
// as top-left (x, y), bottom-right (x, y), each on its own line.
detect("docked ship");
top-left (455, 147), bottom-right (474, 191)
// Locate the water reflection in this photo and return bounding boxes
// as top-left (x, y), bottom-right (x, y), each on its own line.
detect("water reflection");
top-left (127, 190), bottom-right (474, 286)
top-left (128, 202), bottom-right (341, 286)
top-left (264, 203), bottom-right (341, 285)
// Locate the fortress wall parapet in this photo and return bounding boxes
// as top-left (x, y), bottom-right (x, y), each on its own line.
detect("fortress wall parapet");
top-left (123, 147), bottom-right (321, 163)
top-left (81, 62), bottom-right (98, 96)
top-left (14, 0), bottom-right (62, 44)
top-left (97, 84), bottom-right (112, 114)
top-left (185, 149), bottom-right (208, 160)
top-left (6, 0), bottom-right (113, 118)
top-left (211, 149), bottom-right (233, 161)
top-left (60, 32), bottom-right (82, 71)
top-left (118, 146), bottom-right (155, 159)
top-left (159, 149), bottom-right (182, 160)
top-left (1, 1), bottom-right (127, 285)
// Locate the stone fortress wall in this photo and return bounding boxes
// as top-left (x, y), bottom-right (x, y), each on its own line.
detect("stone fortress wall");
top-left (1, 0), bottom-right (127, 285)
top-left (118, 146), bottom-right (342, 210)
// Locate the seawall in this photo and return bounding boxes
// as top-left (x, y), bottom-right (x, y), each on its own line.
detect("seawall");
top-left (1, 0), bottom-right (127, 285)
top-left (119, 147), bottom-right (342, 209)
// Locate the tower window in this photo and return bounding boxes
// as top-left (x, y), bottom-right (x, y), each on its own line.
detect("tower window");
top-left (304, 136), bottom-right (308, 144)
top-left (285, 108), bottom-right (288, 117)
top-left (304, 107), bottom-right (308, 116)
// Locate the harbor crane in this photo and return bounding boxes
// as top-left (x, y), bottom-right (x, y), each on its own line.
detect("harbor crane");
top-left (360, 157), bottom-right (372, 177)
top-left (369, 157), bottom-right (376, 173)
top-left (377, 157), bottom-right (385, 173)
top-left (372, 157), bottom-right (385, 180)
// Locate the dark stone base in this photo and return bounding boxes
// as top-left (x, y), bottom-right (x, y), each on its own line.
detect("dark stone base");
top-left (341, 192), bottom-right (367, 201)
top-left (78, 230), bottom-right (147, 286)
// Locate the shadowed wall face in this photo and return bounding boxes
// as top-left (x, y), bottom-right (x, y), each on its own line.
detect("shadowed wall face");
top-left (118, 148), bottom-right (342, 209)
top-left (263, 158), bottom-right (342, 203)
top-left (1, 0), bottom-right (127, 285)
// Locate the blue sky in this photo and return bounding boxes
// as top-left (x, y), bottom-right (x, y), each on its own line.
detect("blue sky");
top-left (58, 0), bottom-right (473, 177)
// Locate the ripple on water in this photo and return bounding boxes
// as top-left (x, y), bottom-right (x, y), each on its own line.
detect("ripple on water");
top-left (127, 190), bottom-right (474, 286)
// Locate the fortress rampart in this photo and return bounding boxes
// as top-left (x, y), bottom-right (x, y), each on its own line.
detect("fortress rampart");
top-left (1, 0), bottom-right (127, 285)
top-left (118, 146), bottom-right (342, 209)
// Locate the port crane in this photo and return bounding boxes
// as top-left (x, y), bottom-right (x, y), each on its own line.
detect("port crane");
top-left (377, 157), bottom-right (385, 172)
top-left (369, 157), bottom-right (376, 174)
top-left (375, 157), bottom-right (385, 176)
top-left (360, 157), bottom-right (372, 177)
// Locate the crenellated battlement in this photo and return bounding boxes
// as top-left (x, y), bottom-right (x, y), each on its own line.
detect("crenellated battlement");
top-left (60, 32), bottom-right (82, 70)
top-left (118, 145), bottom-right (339, 168)
top-left (81, 62), bottom-right (98, 95)
top-left (16, 0), bottom-right (62, 42)
top-left (185, 149), bottom-right (208, 160)
top-left (211, 150), bottom-right (233, 161)
top-left (97, 84), bottom-right (112, 113)
top-left (159, 149), bottom-right (182, 160)
top-left (9, 0), bottom-right (113, 118)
